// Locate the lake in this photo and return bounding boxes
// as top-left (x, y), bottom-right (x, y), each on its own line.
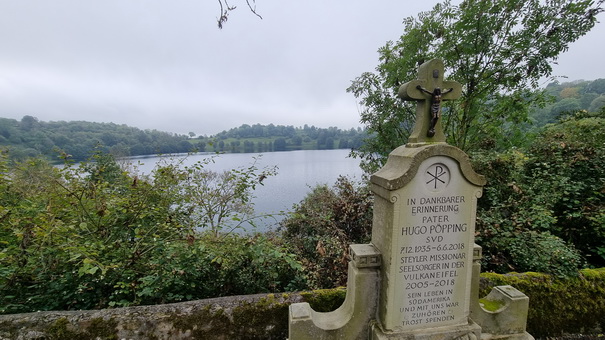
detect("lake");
top-left (125, 149), bottom-right (364, 230)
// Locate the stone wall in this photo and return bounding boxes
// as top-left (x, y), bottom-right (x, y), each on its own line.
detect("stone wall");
top-left (0, 293), bottom-right (304, 340)
top-left (1, 270), bottom-right (603, 339)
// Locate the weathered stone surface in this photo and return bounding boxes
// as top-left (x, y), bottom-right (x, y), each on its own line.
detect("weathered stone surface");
top-left (470, 246), bottom-right (534, 340)
top-left (0, 293), bottom-right (303, 340)
top-left (370, 143), bottom-right (484, 332)
top-left (288, 245), bottom-right (381, 339)
top-left (371, 143), bottom-right (486, 192)
top-left (397, 58), bottom-right (462, 144)
top-left (370, 318), bottom-right (481, 340)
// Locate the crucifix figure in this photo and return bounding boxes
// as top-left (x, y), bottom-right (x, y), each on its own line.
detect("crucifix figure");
top-left (416, 86), bottom-right (454, 137)
top-left (398, 59), bottom-right (461, 144)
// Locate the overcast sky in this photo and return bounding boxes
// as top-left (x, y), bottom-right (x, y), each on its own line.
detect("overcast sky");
top-left (0, 1), bottom-right (603, 136)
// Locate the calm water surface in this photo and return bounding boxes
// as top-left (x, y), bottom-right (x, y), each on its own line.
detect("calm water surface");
top-left (126, 149), bottom-right (364, 230)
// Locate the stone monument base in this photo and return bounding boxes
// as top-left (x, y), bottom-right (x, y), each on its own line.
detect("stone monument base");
top-left (288, 244), bottom-right (382, 340)
top-left (370, 319), bottom-right (482, 340)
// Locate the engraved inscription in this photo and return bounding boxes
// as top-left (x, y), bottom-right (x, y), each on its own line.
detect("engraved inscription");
top-left (396, 163), bottom-right (473, 329)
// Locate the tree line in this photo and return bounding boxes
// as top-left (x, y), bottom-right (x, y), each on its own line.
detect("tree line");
top-left (196, 124), bottom-right (366, 153)
top-left (0, 116), bottom-right (365, 162)
top-left (2, 78), bottom-right (601, 163)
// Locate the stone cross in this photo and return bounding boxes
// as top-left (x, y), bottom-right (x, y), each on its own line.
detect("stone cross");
top-left (398, 59), bottom-right (461, 144)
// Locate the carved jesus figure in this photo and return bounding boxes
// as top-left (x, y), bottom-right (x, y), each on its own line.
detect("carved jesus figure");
top-left (416, 85), bottom-right (454, 137)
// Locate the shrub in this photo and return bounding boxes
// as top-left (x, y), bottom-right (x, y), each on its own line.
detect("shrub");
top-left (472, 112), bottom-right (605, 273)
top-left (121, 232), bottom-right (306, 306)
top-left (525, 112), bottom-right (605, 266)
top-left (507, 231), bottom-right (583, 277)
top-left (280, 176), bottom-right (373, 289)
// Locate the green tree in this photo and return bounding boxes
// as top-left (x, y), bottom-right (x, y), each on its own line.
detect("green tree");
top-left (348, 0), bottom-right (604, 172)
top-left (325, 137), bottom-right (335, 150)
top-left (19, 115), bottom-right (39, 131)
top-left (550, 97), bottom-right (582, 117)
top-left (585, 78), bottom-right (605, 94)
top-left (589, 95), bottom-right (605, 112)
top-left (243, 140), bottom-right (255, 153)
top-left (175, 156), bottom-right (278, 237)
top-left (291, 135), bottom-right (303, 147)
top-left (273, 137), bottom-right (287, 151)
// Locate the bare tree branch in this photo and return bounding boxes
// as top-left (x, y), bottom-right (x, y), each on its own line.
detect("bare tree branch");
top-left (245, 0), bottom-right (263, 20)
top-left (217, 0), bottom-right (262, 29)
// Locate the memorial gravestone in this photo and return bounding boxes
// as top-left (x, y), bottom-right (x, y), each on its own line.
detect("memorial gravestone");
top-left (289, 59), bottom-right (533, 340)
top-left (371, 147), bottom-right (483, 335)
top-left (370, 59), bottom-right (483, 338)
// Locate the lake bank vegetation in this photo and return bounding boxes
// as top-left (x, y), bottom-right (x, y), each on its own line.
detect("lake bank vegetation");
top-left (1, 108), bottom-right (604, 315)
top-left (0, 149), bottom-right (305, 314)
top-left (0, 116), bottom-right (366, 163)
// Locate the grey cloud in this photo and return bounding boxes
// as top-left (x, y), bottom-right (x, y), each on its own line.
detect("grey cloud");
top-left (0, 0), bottom-right (602, 135)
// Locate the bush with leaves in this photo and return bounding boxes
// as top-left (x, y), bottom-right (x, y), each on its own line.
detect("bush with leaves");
top-left (473, 110), bottom-right (605, 273)
top-left (507, 231), bottom-right (583, 277)
top-left (0, 151), bottom-right (305, 314)
top-left (525, 110), bottom-right (605, 265)
top-left (279, 176), bottom-right (373, 289)
top-left (155, 154), bottom-right (278, 237)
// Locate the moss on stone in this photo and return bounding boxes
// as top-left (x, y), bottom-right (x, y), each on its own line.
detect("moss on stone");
top-left (300, 287), bottom-right (346, 312)
top-left (2, 272), bottom-right (604, 339)
top-left (580, 268), bottom-right (605, 279)
top-left (479, 298), bottom-right (505, 312)
top-left (45, 316), bottom-right (118, 340)
top-left (169, 295), bottom-right (290, 340)
top-left (231, 295), bottom-right (290, 339)
top-left (86, 317), bottom-right (118, 340)
top-left (171, 305), bottom-right (231, 339)
top-left (0, 320), bottom-right (18, 337)
top-left (46, 317), bottom-right (82, 339)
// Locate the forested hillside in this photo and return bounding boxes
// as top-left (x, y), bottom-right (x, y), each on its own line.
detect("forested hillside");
top-left (0, 116), bottom-right (366, 162)
top-left (0, 116), bottom-right (193, 161)
top-left (530, 78), bottom-right (605, 125)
